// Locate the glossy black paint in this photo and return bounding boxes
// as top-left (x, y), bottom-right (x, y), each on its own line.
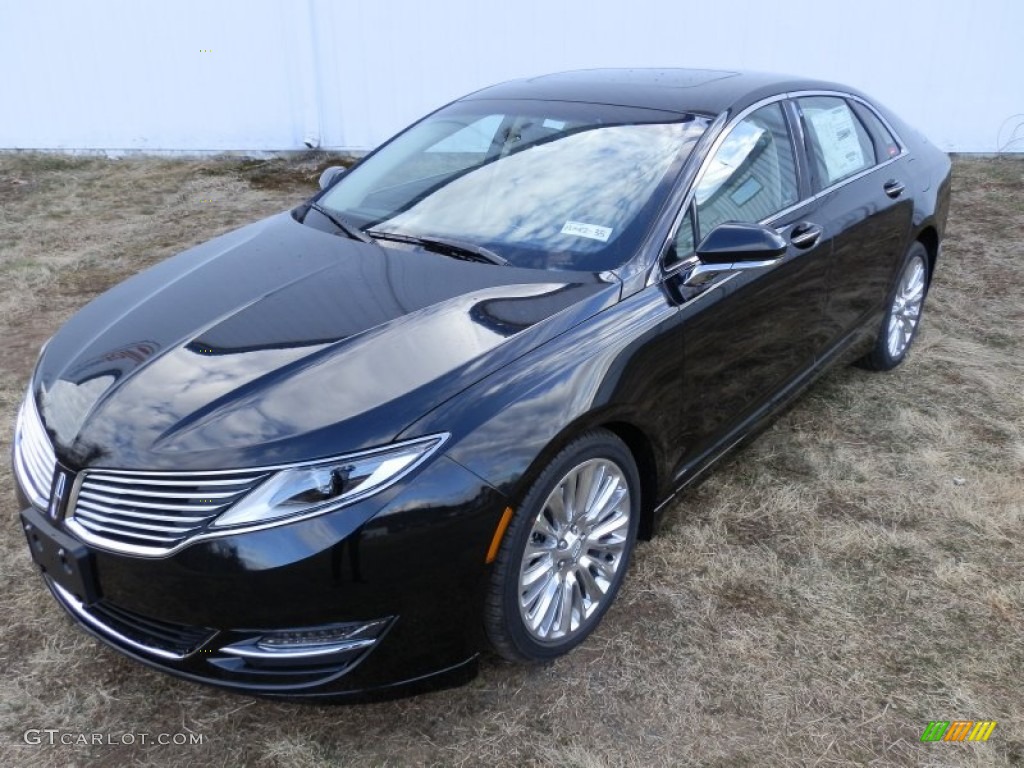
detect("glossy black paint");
top-left (695, 221), bottom-right (789, 263)
top-left (37, 212), bottom-right (616, 471)
top-left (13, 69), bottom-right (951, 700)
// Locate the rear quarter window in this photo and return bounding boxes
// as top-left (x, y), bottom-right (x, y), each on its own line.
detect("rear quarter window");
top-left (850, 101), bottom-right (902, 161)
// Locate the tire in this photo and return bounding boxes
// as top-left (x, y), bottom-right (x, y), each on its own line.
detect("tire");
top-left (858, 241), bottom-right (930, 371)
top-left (484, 429), bottom-right (641, 662)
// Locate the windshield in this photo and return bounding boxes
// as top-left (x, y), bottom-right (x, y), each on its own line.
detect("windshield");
top-left (318, 99), bottom-right (709, 271)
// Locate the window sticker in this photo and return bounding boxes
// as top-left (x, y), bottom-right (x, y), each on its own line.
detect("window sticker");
top-left (561, 220), bottom-right (613, 242)
top-left (542, 118), bottom-right (566, 130)
top-left (808, 105), bottom-right (866, 183)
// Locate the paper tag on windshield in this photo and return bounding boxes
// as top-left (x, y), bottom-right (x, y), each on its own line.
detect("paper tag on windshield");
top-left (561, 220), bottom-right (613, 242)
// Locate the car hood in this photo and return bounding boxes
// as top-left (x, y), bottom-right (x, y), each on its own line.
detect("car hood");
top-left (35, 212), bottom-right (618, 471)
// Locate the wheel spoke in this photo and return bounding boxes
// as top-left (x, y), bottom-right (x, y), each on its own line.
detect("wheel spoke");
top-left (529, 573), bottom-right (561, 634)
top-left (579, 553), bottom-right (616, 585)
top-left (590, 484), bottom-right (628, 527)
top-left (581, 475), bottom-right (618, 528)
top-left (525, 537), bottom-right (557, 560)
top-left (580, 463), bottom-right (606, 520)
top-left (587, 537), bottom-right (627, 562)
top-left (560, 470), bottom-right (579, 526)
top-left (544, 493), bottom-right (567, 533)
top-left (521, 563), bottom-right (554, 611)
top-left (589, 510), bottom-right (629, 543)
top-left (522, 553), bottom-right (554, 585)
top-left (575, 561), bottom-right (606, 608)
top-left (572, 465), bottom-right (594, 523)
top-left (556, 572), bottom-right (575, 636)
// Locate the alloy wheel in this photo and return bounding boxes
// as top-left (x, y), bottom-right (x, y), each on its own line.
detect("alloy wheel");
top-left (517, 458), bottom-right (631, 643)
top-left (887, 253), bottom-right (927, 359)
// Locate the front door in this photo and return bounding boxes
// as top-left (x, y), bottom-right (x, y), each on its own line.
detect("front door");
top-left (665, 100), bottom-right (832, 476)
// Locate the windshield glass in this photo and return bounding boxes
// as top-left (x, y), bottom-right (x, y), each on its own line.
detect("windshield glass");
top-left (319, 100), bottom-right (709, 271)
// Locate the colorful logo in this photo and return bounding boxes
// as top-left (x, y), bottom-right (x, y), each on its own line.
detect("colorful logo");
top-left (920, 721), bottom-right (997, 742)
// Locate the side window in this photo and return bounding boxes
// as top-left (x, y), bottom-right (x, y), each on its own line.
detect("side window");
top-left (694, 102), bottom-right (798, 238)
top-left (797, 96), bottom-right (875, 188)
top-left (850, 101), bottom-right (901, 161)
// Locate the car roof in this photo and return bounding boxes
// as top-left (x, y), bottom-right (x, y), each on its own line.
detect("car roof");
top-left (461, 68), bottom-right (859, 117)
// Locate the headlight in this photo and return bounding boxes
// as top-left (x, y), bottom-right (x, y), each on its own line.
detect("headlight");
top-left (211, 434), bottom-right (448, 529)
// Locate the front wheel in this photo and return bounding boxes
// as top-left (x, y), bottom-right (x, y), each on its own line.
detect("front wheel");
top-left (858, 241), bottom-right (930, 371)
top-left (484, 430), bottom-right (640, 662)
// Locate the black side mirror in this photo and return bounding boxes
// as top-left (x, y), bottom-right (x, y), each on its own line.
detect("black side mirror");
top-left (318, 166), bottom-right (347, 190)
top-left (682, 221), bottom-right (787, 287)
top-left (696, 221), bottom-right (788, 264)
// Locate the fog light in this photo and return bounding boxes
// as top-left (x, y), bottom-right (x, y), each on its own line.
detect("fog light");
top-left (256, 619), bottom-right (389, 652)
top-left (220, 618), bottom-right (392, 669)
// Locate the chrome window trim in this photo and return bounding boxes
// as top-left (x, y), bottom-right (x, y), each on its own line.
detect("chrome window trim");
top-left (65, 432), bottom-right (449, 558)
top-left (652, 89), bottom-right (910, 287)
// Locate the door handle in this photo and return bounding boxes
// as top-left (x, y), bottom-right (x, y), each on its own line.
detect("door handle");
top-left (884, 179), bottom-right (905, 198)
top-left (789, 221), bottom-right (822, 249)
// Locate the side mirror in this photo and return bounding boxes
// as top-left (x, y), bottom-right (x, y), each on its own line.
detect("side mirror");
top-left (697, 221), bottom-right (788, 263)
top-left (683, 222), bottom-right (787, 287)
top-left (318, 166), bottom-right (347, 190)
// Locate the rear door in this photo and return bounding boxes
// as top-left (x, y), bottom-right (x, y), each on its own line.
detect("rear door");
top-left (793, 95), bottom-right (914, 346)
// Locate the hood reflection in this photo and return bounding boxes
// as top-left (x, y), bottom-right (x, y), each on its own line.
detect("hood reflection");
top-left (33, 211), bottom-right (615, 469)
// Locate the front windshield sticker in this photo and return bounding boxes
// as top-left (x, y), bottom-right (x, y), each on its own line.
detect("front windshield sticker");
top-left (808, 104), bottom-right (865, 183)
top-left (560, 220), bottom-right (613, 242)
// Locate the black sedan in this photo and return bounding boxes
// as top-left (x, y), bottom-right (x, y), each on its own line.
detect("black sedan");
top-left (12, 69), bottom-right (951, 700)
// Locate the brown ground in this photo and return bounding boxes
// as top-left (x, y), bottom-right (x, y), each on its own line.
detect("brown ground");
top-left (0, 154), bottom-right (1021, 767)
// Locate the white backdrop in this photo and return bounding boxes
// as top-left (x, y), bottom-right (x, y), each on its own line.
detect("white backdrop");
top-left (1, 0), bottom-right (1021, 153)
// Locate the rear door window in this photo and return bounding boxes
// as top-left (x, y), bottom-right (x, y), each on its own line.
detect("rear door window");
top-left (796, 96), bottom-right (875, 189)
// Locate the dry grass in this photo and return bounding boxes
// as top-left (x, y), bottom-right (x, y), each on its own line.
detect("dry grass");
top-left (0, 153), bottom-right (1021, 767)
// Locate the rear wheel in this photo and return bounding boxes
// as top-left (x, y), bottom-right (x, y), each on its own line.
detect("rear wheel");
top-left (858, 241), bottom-right (929, 371)
top-left (484, 430), bottom-right (640, 662)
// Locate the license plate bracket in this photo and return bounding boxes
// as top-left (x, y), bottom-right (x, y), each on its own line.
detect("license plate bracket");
top-left (21, 505), bottom-right (101, 605)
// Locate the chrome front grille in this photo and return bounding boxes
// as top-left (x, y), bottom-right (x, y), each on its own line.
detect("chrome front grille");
top-left (13, 391), bottom-right (57, 509)
top-left (67, 467), bottom-right (271, 556)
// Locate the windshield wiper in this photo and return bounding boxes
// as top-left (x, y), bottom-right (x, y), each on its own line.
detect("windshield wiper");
top-left (368, 230), bottom-right (509, 266)
top-left (308, 203), bottom-right (374, 244)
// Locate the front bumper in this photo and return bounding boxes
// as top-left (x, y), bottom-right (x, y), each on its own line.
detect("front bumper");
top-left (15, 454), bottom-right (506, 701)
